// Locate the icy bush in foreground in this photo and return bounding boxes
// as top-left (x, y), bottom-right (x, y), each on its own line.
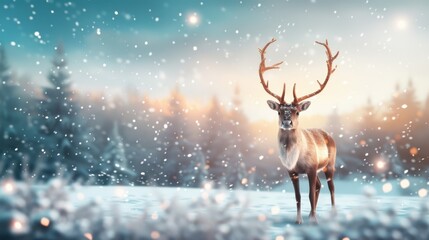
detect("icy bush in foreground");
top-left (0, 179), bottom-right (266, 240)
top-left (0, 178), bottom-right (428, 240)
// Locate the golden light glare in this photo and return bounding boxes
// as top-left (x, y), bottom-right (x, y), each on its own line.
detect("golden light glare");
top-left (382, 182), bottom-right (393, 193)
top-left (10, 218), bottom-right (27, 234)
top-left (2, 181), bottom-right (15, 193)
top-left (40, 217), bottom-right (50, 227)
top-left (409, 147), bottom-right (418, 156)
top-left (418, 188), bottom-right (428, 198)
top-left (241, 178), bottom-right (248, 185)
top-left (400, 179), bottom-right (410, 189)
top-left (187, 13), bottom-right (199, 26)
top-left (396, 17), bottom-right (408, 30)
top-left (84, 233), bottom-right (93, 240)
top-left (203, 182), bottom-right (212, 190)
top-left (376, 160), bottom-right (386, 169)
top-left (11, 220), bottom-right (23, 231)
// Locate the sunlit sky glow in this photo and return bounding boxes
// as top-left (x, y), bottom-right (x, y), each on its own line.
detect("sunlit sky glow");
top-left (1, 0), bottom-right (429, 121)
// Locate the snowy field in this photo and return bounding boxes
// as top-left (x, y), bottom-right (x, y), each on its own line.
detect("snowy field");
top-left (2, 178), bottom-right (429, 239)
top-left (74, 185), bottom-right (425, 237)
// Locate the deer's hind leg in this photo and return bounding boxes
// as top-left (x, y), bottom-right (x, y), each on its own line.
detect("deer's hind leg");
top-left (315, 175), bottom-right (321, 208)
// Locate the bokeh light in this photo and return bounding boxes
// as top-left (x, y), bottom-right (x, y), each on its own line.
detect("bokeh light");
top-left (418, 188), bottom-right (427, 198)
top-left (376, 160), bottom-right (386, 169)
top-left (400, 179), bottom-right (410, 189)
top-left (2, 180), bottom-right (15, 194)
top-left (187, 12), bottom-right (200, 26)
top-left (84, 233), bottom-right (93, 240)
top-left (40, 217), bottom-right (50, 227)
top-left (409, 147), bottom-right (418, 156)
top-left (382, 182), bottom-right (393, 193)
top-left (395, 16), bottom-right (408, 30)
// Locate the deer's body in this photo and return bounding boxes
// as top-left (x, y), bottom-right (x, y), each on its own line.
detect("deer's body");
top-left (279, 128), bottom-right (335, 174)
top-left (258, 38), bottom-right (339, 224)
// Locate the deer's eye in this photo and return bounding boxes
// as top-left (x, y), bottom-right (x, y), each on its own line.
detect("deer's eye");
top-left (296, 112), bottom-right (300, 116)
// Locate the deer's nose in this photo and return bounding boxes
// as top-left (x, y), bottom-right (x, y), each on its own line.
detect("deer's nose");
top-left (284, 120), bottom-right (292, 126)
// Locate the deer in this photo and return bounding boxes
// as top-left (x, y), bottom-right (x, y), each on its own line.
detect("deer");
top-left (258, 38), bottom-right (338, 224)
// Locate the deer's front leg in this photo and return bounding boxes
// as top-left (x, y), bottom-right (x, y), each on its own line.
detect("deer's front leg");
top-left (289, 172), bottom-right (302, 224)
top-left (307, 170), bottom-right (318, 224)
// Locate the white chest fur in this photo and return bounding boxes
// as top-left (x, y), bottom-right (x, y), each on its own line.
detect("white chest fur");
top-left (279, 143), bottom-right (300, 171)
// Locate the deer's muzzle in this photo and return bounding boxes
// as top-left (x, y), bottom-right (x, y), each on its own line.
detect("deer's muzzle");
top-left (281, 120), bottom-right (293, 130)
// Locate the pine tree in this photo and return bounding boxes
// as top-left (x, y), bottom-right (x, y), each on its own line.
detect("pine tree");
top-left (326, 108), bottom-right (342, 139)
top-left (181, 144), bottom-right (207, 188)
top-left (386, 80), bottom-right (419, 131)
top-left (384, 80), bottom-right (422, 173)
top-left (99, 122), bottom-right (135, 185)
top-left (158, 87), bottom-right (193, 186)
top-left (0, 47), bottom-right (29, 180)
top-left (225, 86), bottom-right (248, 188)
top-left (380, 142), bottom-right (403, 178)
top-left (200, 96), bottom-right (230, 186)
top-left (414, 93), bottom-right (429, 172)
top-left (38, 45), bottom-right (91, 181)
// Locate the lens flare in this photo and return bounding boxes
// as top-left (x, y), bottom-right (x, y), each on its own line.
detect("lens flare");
top-left (395, 16), bottom-right (408, 30)
top-left (187, 13), bottom-right (200, 26)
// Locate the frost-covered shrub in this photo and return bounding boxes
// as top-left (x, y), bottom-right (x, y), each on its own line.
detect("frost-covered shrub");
top-left (1, 178), bottom-right (428, 240)
top-left (279, 189), bottom-right (429, 240)
top-left (124, 191), bottom-right (267, 240)
top-left (0, 178), bottom-right (111, 239)
top-left (0, 179), bottom-right (267, 240)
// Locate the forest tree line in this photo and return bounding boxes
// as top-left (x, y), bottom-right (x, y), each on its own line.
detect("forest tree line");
top-left (1, 45), bottom-right (428, 189)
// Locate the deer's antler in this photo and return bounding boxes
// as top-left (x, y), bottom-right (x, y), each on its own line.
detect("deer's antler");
top-left (259, 38), bottom-right (286, 104)
top-left (293, 40), bottom-right (339, 104)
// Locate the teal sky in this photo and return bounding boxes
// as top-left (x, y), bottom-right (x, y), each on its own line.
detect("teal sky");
top-left (1, 0), bottom-right (429, 120)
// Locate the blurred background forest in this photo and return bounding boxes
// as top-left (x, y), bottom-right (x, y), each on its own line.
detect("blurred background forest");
top-left (1, 45), bottom-right (428, 189)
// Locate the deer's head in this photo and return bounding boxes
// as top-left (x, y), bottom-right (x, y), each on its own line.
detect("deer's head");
top-left (258, 38), bottom-right (338, 131)
top-left (267, 100), bottom-right (310, 130)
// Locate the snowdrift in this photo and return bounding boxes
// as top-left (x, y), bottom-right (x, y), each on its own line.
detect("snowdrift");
top-left (0, 179), bottom-right (428, 240)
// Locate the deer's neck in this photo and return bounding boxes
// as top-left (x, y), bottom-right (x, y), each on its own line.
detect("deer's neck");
top-left (278, 128), bottom-right (303, 171)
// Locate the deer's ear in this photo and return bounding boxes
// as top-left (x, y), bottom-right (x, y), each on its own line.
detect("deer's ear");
top-left (298, 101), bottom-right (311, 112)
top-left (267, 100), bottom-right (279, 111)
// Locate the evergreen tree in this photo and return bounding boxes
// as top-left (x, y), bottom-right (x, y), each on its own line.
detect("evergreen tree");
top-left (99, 122), bottom-right (135, 185)
top-left (158, 87), bottom-right (193, 186)
top-left (414, 93), bottom-right (429, 172)
top-left (326, 108), bottom-right (342, 139)
top-left (356, 98), bottom-right (380, 163)
top-left (380, 142), bottom-right (403, 178)
top-left (225, 86), bottom-right (248, 188)
top-left (386, 80), bottom-right (419, 131)
top-left (385, 80), bottom-right (421, 172)
top-left (200, 97), bottom-right (230, 186)
top-left (0, 47), bottom-right (30, 180)
top-left (38, 45), bottom-right (91, 181)
top-left (181, 144), bottom-right (207, 188)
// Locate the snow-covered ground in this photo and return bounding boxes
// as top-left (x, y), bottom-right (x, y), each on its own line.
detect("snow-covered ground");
top-left (1, 178), bottom-right (428, 239)
top-left (73, 183), bottom-right (426, 237)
